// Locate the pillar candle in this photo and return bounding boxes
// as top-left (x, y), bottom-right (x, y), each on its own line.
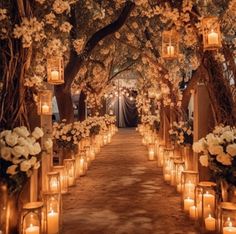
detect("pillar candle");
top-left (205, 214), bottom-right (216, 231)
top-left (42, 104), bottom-right (49, 114)
top-left (189, 205), bottom-right (198, 220)
top-left (51, 70), bottom-right (59, 81)
top-left (47, 210), bottom-right (59, 234)
top-left (177, 184), bottom-right (182, 193)
top-left (207, 30), bottom-right (219, 45)
top-left (223, 222), bottom-right (236, 234)
top-left (203, 192), bottom-right (215, 210)
top-left (25, 225), bottom-right (40, 234)
top-left (164, 174), bottom-right (171, 182)
top-left (184, 197), bottom-right (194, 212)
top-left (148, 150), bottom-right (155, 160)
top-left (167, 45), bottom-right (175, 56)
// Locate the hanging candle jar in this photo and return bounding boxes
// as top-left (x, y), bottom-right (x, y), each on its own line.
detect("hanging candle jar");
top-left (162, 29), bottom-right (179, 59)
top-left (218, 202), bottom-right (236, 234)
top-left (174, 159), bottom-right (185, 192)
top-left (47, 172), bottom-right (61, 194)
top-left (148, 143), bottom-right (155, 161)
top-left (181, 170), bottom-right (199, 212)
top-left (202, 16), bottom-right (222, 51)
top-left (63, 159), bottom-right (76, 186)
top-left (195, 181), bottom-right (217, 232)
top-left (43, 192), bottom-right (61, 234)
top-left (20, 202), bottom-right (44, 234)
top-left (53, 166), bottom-right (68, 194)
top-left (47, 55), bottom-right (64, 84)
top-left (37, 90), bottom-right (52, 115)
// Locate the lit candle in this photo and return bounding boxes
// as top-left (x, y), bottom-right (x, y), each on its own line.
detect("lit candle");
top-left (47, 210), bottom-right (59, 234)
top-left (148, 150), bottom-right (155, 160)
top-left (205, 214), bottom-right (216, 231)
top-left (177, 183), bottom-right (182, 193)
top-left (184, 197), bottom-right (194, 212)
top-left (164, 174), bottom-right (171, 182)
top-left (51, 70), bottom-right (59, 81)
top-left (207, 30), bottom-right (219, 45)
top-left (167, 45), bottom-right (175, 56)
top-left (223, 221), bottom-right (236, 234)
top-left (42, 103), bottom-right (49, 114)
top-left (189, 205), bottom-right (198, 220)
top-left (203, 191), bottom-right (215, 210)
top-left (25, 224), bottom-right (40, 234)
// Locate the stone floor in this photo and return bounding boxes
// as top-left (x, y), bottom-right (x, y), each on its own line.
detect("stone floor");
top-left (62, 128), bottom-right (200, 234)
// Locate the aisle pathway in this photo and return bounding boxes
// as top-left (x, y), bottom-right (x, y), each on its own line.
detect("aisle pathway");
top-left (62, 129), bottom-right (199, 234)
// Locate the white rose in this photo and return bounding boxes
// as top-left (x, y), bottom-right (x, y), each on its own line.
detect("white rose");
top-left (199, 155), bottom-right (209, 167)
top-left (20, 160), bottom-right (32, 172)
top-left (226, 144), bottom-right (236, 157)
top-left (220, 131), bottom-right (234, 142)
top-left (208, 145), bottom-right (223, 155)
top-left (27, 142), bottom-right (41, 155)
top-left (0, 130), bottom-right (11, 138)
top-left (6, 165), bottom-right (18, 175)
top-left (11, 145), bottom-right (29, 158)
top-left (1, 147), bottom-right (12, 161)
top-left (12, 158), bottom-right (24, 165)
top-left (32, 127), bottom-right (44, 139)
top-left (17, 137), bottom-right (28, 146)
top-left (44, 139), bottom-right (53, 151)
top-left (206, 133), bottom-right (219, 145)
top-left (5, 132), bottom-right (18, 146)
top-left (13, 126), bottom-right (30, 138)
top-left (28, 156), bottom-right (37, 166)
top-left (192, 139), bottom-right (205, 153)
top-left (216, 153), bottom-right (232, 166)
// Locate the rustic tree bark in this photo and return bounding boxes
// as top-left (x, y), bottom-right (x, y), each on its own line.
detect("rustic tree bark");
top-left (78, 91), bottom-right (86, 121)
top-left (55, 1), bottom-right (135, 122)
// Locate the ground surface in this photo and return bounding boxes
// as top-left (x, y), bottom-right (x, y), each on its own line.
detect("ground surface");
top-left (62, 128), bottom-right (199, 234)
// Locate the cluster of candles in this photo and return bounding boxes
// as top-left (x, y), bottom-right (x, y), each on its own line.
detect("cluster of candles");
top-left (20, 124), bottom-right (118, 234)
top-left (137, 123), bottom-right (236, 234)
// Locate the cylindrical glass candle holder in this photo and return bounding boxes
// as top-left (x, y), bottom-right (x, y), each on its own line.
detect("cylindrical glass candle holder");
top-left (79, 150), bottom-right (87, 176)
top-left (20, 202), bottom-right (44, 234)
top-left (174, 159), bottom-right (185, 192)
top-left (63, 159), bottom-right (76, 186)
top-left (181, 170), bottom-right (199, 212)
top-left (43, 192), bottom-right (61, 234)
top-left (157, 144), bottom-right (166, 167)
top-left (53, 166), bottom-right (68, 194)
top-left (195, 181), bottom-right (217, 232)
top-left (218, 202), bottom-right (236, 234)
top-left (148, 143), bottom-right (155, 161)
top-left (169, 156), bottom-right (181, 186)
top-left (47, 172), bottom-right (61, 193)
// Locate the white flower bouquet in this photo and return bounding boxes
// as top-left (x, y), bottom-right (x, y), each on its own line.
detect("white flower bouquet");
top-left (169, 121), bottom-right (193, 145)
top-left (192, 125), bottom-right (236, 186)
top-left (0, 126), bottom-right (44, 194)
top-left (141, 114), bottom-right (160, 132)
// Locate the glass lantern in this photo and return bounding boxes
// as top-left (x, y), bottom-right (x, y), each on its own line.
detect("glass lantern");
top-left (47, 55), bottom-right (64, 84)
top-left (37, 90), bottom-right (52, 115)
top-left (43, 192), bottom-right (61, 234)
top-left (20, 202), bottom-right (43, 234)
top-left (90, 147), bottom-right (96, 161)
top-left (181, 170), bottom-right (199, 212)
top-left (157, 144), bottom-right (166, 167)
top-left (195, 181), bottom-right (217, 232)
top-left (202, 16), bottom-right (222, 51)
top-left (174, 159), bottom-right (185, 192)
top-left (47, 172), bottom-right (61, 194)
top-left (148, 143), bottom-right (155, 161)
top-left (53, 166), bottom-right (68, 194)
top-left (63, 159), bottom-right (76, 186)
top-left (79, 150), bottom-right (87, 176)
top-left (162, 29), bottom-right (179, 59)
top-left (218, 202), bottom-right (236, 234)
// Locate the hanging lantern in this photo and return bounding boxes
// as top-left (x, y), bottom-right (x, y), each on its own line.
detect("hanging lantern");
top-left (63, 159), bottom-right (76, 187)
top-left (47, 56), bottom-right (64, 84)
top-left (47, 172), bottom-right (61, 194)
top-left (53, 166), bottom-right (68, 194)
top-left (37, 90), bottom-right (52, 115)
top-left (202, 16), bottom-right (222, 51)
top-left (162, 29), bottom-right (179, 59)
top-left (43, 192), bottom-right (61, 234)
top-left (219, 202), bottom-right (236, 234)
top-left (20, 202), bottom-right (44, 234)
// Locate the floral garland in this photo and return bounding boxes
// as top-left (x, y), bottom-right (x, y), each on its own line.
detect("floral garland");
top-left (193, 125), bottom-right (236, 186)
top-left (0, 126), bottom-right (51, 194)
top-left (169, 121), bottom-right (193, 145)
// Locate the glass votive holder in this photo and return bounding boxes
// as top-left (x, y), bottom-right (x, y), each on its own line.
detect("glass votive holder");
top-left (63, 159), bottom-right (76, 186)
top-left (148, 143), bottom-right (155, 161)
top-left (195, 181), bottom-right (217, 232)
top-left (42, 192), bottom-right (61, 234)
top-left (20, 202), bottom-right (44, 234)
top-left (174, 159), bottom-right (185, 191)
top-left (157, 144), bottom-right (166, 167)
top-left (103, 133), bottom-right (108, 145)
top-left (79, 150), bottom-right (87, 176)
top-left (169, 156), bottom-right (181, 186)
top-left (181, 170), bottom-right (199, 212)
top-left (47, 172), bottom-right (61, 193)
top-left (218, 202), bottom-right (236, 234)
top-left (53, 166), bottom-right (68, 194)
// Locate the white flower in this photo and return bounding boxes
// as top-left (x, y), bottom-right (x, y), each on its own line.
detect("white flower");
top-left (216, 153), bottom-right (232, 166)
top-left (206, 133), bottom-right (219, 145)
top-left (208, 145), bottom-right (224, 156)
top-left (0, 130), bottom-right (11, 138)
top-left (5, 132), bottom-right (18, 146)
top-left (13, 126), bottom-right (30, 138)
top-left (20, 160), bottom-right (32, 172)
top-left (6, 165), bottom-right (18, 175)
top-left (28, 156), bottom-right (37, 166)
top-left (44, 138), bottom-right (53, 151)
top-left (32, 127), bottom-right (44, 139)
top-left (226, 144), bottom-right (236, 157)
top-left (199, 155), bottom-right (209, 167)
top-left (11, 145), bottom-right (29, 158)
top-left (220, 131), bottom-right (235, 142)
top-left (192, 138), bottom-right (206, 153)
top-left (59, 22), bottom-right (72, 33)
top-left (28, 142), bottom-right (41, 155)
top-left (1, 147), bottom-right (12, 161)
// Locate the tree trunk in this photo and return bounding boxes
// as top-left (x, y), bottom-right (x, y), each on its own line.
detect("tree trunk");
top-left (78, 91), bottom-right (86, 121)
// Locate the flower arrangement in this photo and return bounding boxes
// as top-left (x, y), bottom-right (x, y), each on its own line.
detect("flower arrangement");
top-left (193, 125), bottom-right (236, 186)
top-left (0, 126), bottom-right (47, 194)
top-left (141, 114), bottom-right (160, 132)
top-left (169, 121), bottom-right (193, 145)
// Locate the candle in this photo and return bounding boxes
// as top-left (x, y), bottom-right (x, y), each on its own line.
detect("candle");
top-left (189, 205), bottom-right (198, 220)
top-left (148, 150), bottom-right (155, 160)
top-left (177, 183), bottom-right (182, 193)
top-left (205, 214), bottom-right (216, 231)
top-left (164, 174), bottom-right (171, 182)
top-left (208, 30), bottom-right (219, 45)
top-left (51, 70), bottom-right (59, 81)
top-left (42, 103), bottom-right (49, 114)
top-left (203, 191), bottom-right (215, 210)
top-left (50, 178), bottom-right (59, 192)
top-left (203, 204), bottom-right (212, 218)
top-left (167, 45), bottom-right (175, 56)
top-left (184, 197), bottom-right (194, 212)
top-left (25, 224), bottom-right (40, 234)
top-left (47, 210), bottom-right (59, 234)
